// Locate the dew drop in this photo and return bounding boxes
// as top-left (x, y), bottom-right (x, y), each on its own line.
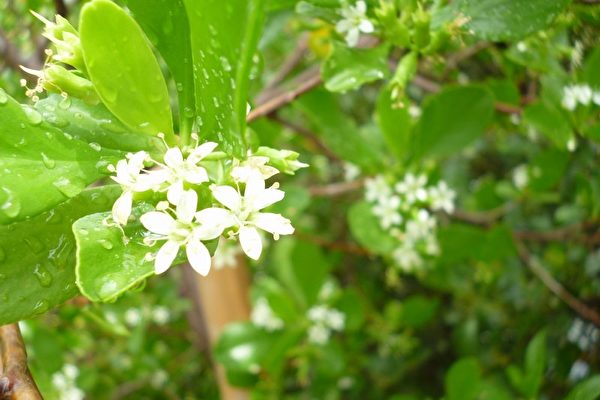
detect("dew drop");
top-left (33, 263), bottom-right (53, 287)
top-left (99, 239), bottom-right (113, 250)
top-left (22, 105), bottom-right (43, 125)
top-left (58, 96), bottom-right (71, 110)
top-left (0, 88), bottom-right (8, 105)
top-left (0, 187), bottom-right (21, 218)
top-left (89, 142), bottom-right (102, 152)
top-left (41, 152), bottom-right (56, 169)
top-left (32, 299), bottom-right (50, 315)
top-left (53, 177), bottom-right (85, 198)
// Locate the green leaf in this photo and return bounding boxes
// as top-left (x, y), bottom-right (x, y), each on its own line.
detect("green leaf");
top-left (445, 358), bottom-right (482, 400)
top-left (271, 238), bottom-right (332, 308)
top-left (524, 101), bottom-right (572, 149)
top-left (295, 90), bottom-right (383, 171)
top-left (566, 375), bottom-right (600, 400)
top-left (455, 0), bottom-right (571, 42)
top-left (399, 295), bottom-right (440, 329)
top-left (74, 204), bottom-right (157, 302)
top-left (523, 330), bottom-right (547, 397)
top-left (375, 87), bottom-right (412, 160)
top-left (0, 94), bottom-right (121, 224)
top-left (123, 0), bottom-right (195, 137)
top-left (582, 47), bottom-right (600, 89)
top-left (322, 42), bottom-right (389, 93)
top-left (348, 201), bottom-right (398, 255)
top-left (0, 186), bottom-right (120, 325)
top-left (252, 277), bottom-right (301, 323)
top-left (414, 85), bottom-right (494, 160)
top-left (35, 95), bottom-right (164, 153)
top-left (80, 0), bottom-right (173, 137)
top-left (182, 0), bottom-right (266, 155)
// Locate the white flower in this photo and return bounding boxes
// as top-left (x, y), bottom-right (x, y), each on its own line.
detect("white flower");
top-left (408, 105), bottom-right (422, 118)
top-left (212, 238), bottom-right (241, 269)
top-left (155, 142), bottom-right (218, 204)
top-left (567, 137), bottom-right (577, 152)
top-left (428, 181), bottom-right (456, 214)
top-left (392, 243), bottom-right (424, 272)
top-left (395, 173), bottom-right (428, 204)
top-left (405, 210), bottom-right (436, 242)
top-left (328, 309), bottom-right (346, 331)
top-left (152, 306), bottom-right (170, 325)
top-left (372, 195), bottom-right (402, 229)
top-left (210, 175), bottom-right (294, 260)
top-left (343, 162), bottom-right (361, 182)
top-left (365, 175), bottom-right (392, 203)
top-left (336, 0), bottom-right (374, 47)
top-left (124, 308), bottom-right (142, 327)
top-left (562, 86), bottom-right (578, 111)
top-left (231, 156), bottom-right (279, 183)
top-left (593, 91), bottom-right (600, 106)
top-left (562, 84), bottom-right (595, 110)
top-left (141, 189), bottom-right (231, 275)
top-left (251, 298), bottom-right (284, 332)
top-left (512, 164), bottom-right (529, 189)
top-left (308, 324), bottom-right (331, 345)
top-left (569, 360), bottom-right (590, 382)
top-left (110, 151), bottom-right (153, 225)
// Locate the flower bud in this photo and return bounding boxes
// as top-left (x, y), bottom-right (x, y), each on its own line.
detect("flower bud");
top-left (254, 147), bottom-right (309, 175)
top-left (412, 7), bottom-right (431, 50)
top-left (32, 11), bottom-right (86, 72)
top-left (42, 65), bottom-right (99, 104)
top-left (375, 0), bottom-right (410, 47)
top-left (389, 51), bottom-right (418, 107)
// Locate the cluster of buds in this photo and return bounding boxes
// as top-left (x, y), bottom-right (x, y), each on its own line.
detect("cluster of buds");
top-left (109, 134), bottom-right (308, 276)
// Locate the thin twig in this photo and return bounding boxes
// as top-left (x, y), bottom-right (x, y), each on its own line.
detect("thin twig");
top-left (445, 41), bottom-right (491, 71)
top-left (514, 238), bottom-right (600, 327)
top-left (309, 179), bottom-right (365, 197)
top-left (268, 114), bottom-right (341, 163)
top-left (0, 324), bottom-right (42, 400)
top-left (247, 67), bottom-right (322, 122)
top-left (295, 231), bottom-right (371, 256)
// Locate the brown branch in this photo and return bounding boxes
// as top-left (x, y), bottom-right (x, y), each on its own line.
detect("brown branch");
top-left (0, 29), bottom-right (41, 83)
top-left (514, 238), bottom-right (600, 327)
top-left (247, 67), bottom-right (322, 122)
top-left (54, 0), bottom-right (68, 17)
top-left (0, 324), bottom-right (42, 400)
top-left (445, 41), bottom-right (492, 71)
top-left (309, 179), bottom-right (365, 197)
top-left (295, 231), bottom-right (371, 256)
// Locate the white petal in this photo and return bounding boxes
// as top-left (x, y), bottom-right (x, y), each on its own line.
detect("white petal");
top-left (211, 185), bottom-right (242, 211)
top-left (164, 147), bottom-right (183, 167)
top-left (356, 0), bottom-right (367, 13)
top-left (115, 159), bottom-right (130, 181)
top-left (167, 180), bottom-right (184, 205)
top-left (176, 190), bottom-right (198, 224)
top-left (182, 165), bottom-right (209, 184)
top-left (134, 169), bottom-right (169, 191)
top-left (186, 239), bottom-right (212, 276)
top-left (155, 240), bottom-right (180, 274)
top-left (112, 191), bottom-right (133, 225)
top-left (128, 151), bottom-right (148, 170)
top-left (252, 213), bottom-right (294, 236)
top-left (346, 28), bottom-right (360, 47)
top-left (359, 20), bottom-right (374, 33)
top-left (140, 211), bottom-right (175, 235)
top-left (188, 142), bottom-right (218, 163)
top-left (251, 188), bottom-right (285, 211)
top-left (195, 207), bottom-right (237, 228)
top-left (244, 174), bottom-right (266, 203)
top-left (336, 20), bottom-right (351, 34)
top-left (239, 226), bottom-right (262, 260)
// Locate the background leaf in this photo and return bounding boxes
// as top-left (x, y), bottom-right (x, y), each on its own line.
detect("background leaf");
top-left (0, 94), bottom-right (121, 224)
top-left (0, 187), bottom-right (120, 325)
top-left (566, 375), bottom-right (600, 400)
top-left (445, 358), bottom-right (482, 400)
top-left (413, 85), bottom-right (494, 160)
top-left (375, 87), bottom-right (412, 160)
top-left (182, 0), bottom-right (266, 155)
top-left (80, 0), bottom-right (174, 137)
top-left (348, 201), bottom-right (398, 255)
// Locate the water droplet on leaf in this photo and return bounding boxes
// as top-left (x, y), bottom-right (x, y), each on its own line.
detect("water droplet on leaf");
top-left (33, 263), bottom-right (53, 287)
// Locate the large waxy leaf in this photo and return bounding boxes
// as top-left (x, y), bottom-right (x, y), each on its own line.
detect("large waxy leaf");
top-left (454, 0), bottom-right (571, 42)
top-left (74, 204), bottom-right (157, 303)
top-left (0, 186), bottom-right (120, 325)
top-left (413, 85), bottom-right (494, 160)
top-left (322, 42), bottom-right (389, 93)
top-left (182, 0), bottom-right (266, 156)
top-left (124, 0), bottom-right (195, 137)
top-left (36, 94), bottom-right (164, 153)
top-left (0, 94), bottom-right (122, 224)
top-left (79, 0), bottom-right (174, 138)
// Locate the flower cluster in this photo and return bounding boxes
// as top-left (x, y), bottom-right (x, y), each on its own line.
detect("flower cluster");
top-left (561, 84), bottom-right (600, 111)
top-left (365, 173), bottom-right (456, 272)
top-left (307, 304), bottom-right (346, 345)
top-left (336, 0), bottom-right (374, 47)
top-left (109, 139), bottom-right (307, 276)
top-left (250, 297), bottom-right (285, 332)
top-left (52, 364), bottom-right (84, 400)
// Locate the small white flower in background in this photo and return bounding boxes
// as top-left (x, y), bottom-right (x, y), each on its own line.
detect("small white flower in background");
top-left (365, 175), bottom-right (392, 203)
top-left (212, 238), bottom-right (242, 269)
top-left (567, 137), bottom-right (577, 152)
top-left (306, 305), bottom-right (346, 345)
top-left (516, 41), bottom-right (527, 52)
top-left (428, 181), bottom-right (456, 214)
top-left (52, 364), bottom-right (84, 400)
top-left (338, 376), bottom-right (355, 390)
top-left (231, 155), bottom-right (279, 183)
top-left (155, 142), bottom-right (218, 204)
top-left (141, 189), bottom-right (232, 275)
top-left (569, 360), bottom-right (590, 382)
top-left (124, 308), bottom-right (142, 327)
top-left (395, 173), bottom-right (428, 204)
top-left (392, 243), bottom-right (424, 272)
top-left (408, 105), bottom-right (422, 118)
top-left (593, 91), bottom-right (600, 106)
top-left (251, 297), bottom-right (284, 332)
top-left (110, 151), bottom-right (152, 225)
top-left (562, 84), bottom-right (598, 111)
top-left (372, 195), bottom-right (402, 229)
top-left (318, 281), bottom-right (338, 301)
top-left (343, 162), bottom-right (361, 182)
top-left (512, 164), bottom-right (529, 190)
top-left (336, 0), bottom-right (374, 47)
top-left (152, 306), bottom-right (170, 325)
top-left (567, 319), bottom-right (599, 351)
top-left (211, 174), bottom-right (294, 260)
